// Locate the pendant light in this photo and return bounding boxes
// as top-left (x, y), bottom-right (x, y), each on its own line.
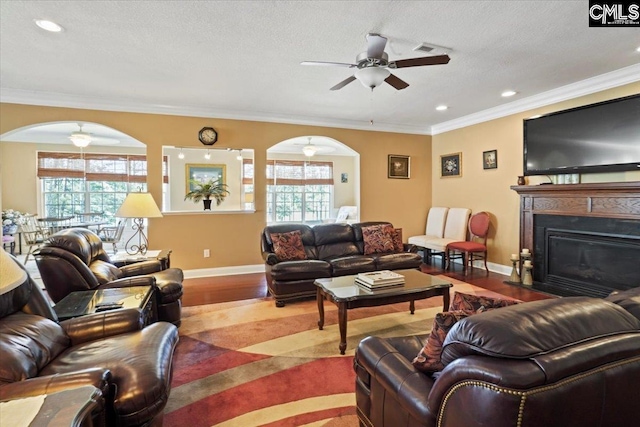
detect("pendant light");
top-left (302, 137), bottom-right (317, 157)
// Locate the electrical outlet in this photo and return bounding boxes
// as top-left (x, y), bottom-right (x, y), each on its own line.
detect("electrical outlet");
top-left (203, 249), bottom-right (210, 258)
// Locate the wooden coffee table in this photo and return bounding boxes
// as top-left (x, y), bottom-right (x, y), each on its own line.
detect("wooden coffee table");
top-left (315, 269), bottom-right (452, 354)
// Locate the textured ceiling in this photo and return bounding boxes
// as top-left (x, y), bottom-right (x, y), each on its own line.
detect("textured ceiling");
top-left (1, 1), bottom-right (639, 135)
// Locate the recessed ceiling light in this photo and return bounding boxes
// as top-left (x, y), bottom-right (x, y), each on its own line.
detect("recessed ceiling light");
top-left (501, 90), bottom-right (517, 97)
top-left (636, 46), bottom-right (640, 52)
top-left (34, 19), bottom-right (63, 32)
top-left (436, 105), bottom-right (448, 111)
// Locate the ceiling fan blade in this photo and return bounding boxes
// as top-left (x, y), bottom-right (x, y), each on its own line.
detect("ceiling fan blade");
top-left (384, 74), bottom-right (409, 90)
top-left (390, 54), bottom-right (450, 69)
top-left (330, 75), bottom-right (356, 91)
top-left (301, 61), bottom-right (357, 68)
top-left (366, 33), bottom-right (387, 59)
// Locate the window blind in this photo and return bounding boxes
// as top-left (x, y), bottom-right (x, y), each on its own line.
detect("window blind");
top-left (266, 160), bottom-right (333, 186)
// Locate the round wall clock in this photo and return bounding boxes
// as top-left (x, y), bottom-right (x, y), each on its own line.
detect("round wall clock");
top-left (198, 127), bottom-right (218, 145)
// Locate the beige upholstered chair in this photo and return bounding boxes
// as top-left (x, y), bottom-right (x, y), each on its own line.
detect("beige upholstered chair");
top-left (324, 206), bottom-right (358, 224)
top-left (408, 207), bottom-right (449, 265)
top-left (410, 208), bottom-right (471, 268)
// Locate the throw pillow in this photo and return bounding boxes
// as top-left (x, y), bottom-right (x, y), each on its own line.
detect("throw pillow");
top-left (391, 228), bottom-right (403, 252)
top-left (362, 224), bottom-right (396, 255)
top-left (270, 230), bottom-right (308, 261)
top-left (449, 291), bottom-right (520, 315)
top-left (412, 310), bottom-right (469, 373)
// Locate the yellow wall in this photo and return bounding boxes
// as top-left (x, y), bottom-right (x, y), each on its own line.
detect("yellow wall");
top-left (432, 82), bottom-right (640, 267)
top-left (0, 103), bottom-right (432, 269)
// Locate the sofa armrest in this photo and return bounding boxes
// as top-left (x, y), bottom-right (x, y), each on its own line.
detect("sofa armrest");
top-left (61, 308), bottom-right (145, 345)
top-left (105, 276), bottom-right (156, 288)
top-left (355, 336), bottom-right (436, 425)
top-left (119, 260), bottom-right (163, 276)
top-left (262, 251), bottom-right (279, 265)
top-left (0, 368), bottom-right (110, 400)
top-left (403, 243), bottom-right (419, 253)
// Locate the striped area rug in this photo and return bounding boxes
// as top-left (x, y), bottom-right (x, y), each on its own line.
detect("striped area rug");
top-left (164, 277), bottom-right (511, 426)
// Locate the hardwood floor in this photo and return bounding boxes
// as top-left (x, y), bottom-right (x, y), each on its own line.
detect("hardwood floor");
top-left (182, 261), bottom-right (552, 307)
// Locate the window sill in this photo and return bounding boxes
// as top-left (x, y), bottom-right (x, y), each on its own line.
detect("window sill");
top-left (161, 210), bottom-right (256, 215)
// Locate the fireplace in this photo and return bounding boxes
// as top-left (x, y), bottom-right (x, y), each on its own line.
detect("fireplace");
top-left (532, 215), bottom-right (640, 297)
top-left (512, 182), bottom-right (640, 298)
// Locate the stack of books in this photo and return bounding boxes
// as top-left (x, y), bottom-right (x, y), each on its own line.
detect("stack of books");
top-left (355, 270), bottom-right (405, 290)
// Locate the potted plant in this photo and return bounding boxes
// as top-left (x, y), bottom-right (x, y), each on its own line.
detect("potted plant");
top-left (184, 179), bottom-right (230, 210)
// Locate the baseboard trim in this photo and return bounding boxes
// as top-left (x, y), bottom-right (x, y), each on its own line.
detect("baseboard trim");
top-left (183, 261), bottom-right (510, 280)
top-left (183, 264), bottom-right (265, 279)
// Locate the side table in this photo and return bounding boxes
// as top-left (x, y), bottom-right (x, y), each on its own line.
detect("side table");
top-left (0, 385), bottom-right (103, 427)
top-left (54, 286), bottom-right (155, 325)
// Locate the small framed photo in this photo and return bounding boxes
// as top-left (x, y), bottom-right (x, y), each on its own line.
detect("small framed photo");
top-left (441, 152), bottom-right (462, 177)
top-left (388, 155), bottom-right (410, 179)
top-left (341, 173), bottom-right (348, 183)
top-left (483, 149), bottom-right (498, 170)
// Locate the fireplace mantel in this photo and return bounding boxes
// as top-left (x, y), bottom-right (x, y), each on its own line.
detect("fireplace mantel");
top-left (511, 182), bottom-right (640, 252)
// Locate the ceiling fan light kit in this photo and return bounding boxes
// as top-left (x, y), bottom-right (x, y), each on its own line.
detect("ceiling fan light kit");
top-left (302, 33), bottom-right (450, 92)
top-left (69, 124), bottom-right (92, 147)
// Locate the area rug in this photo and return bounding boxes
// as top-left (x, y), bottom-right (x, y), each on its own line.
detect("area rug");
top-left (164, 277), bottom-right (514, 427)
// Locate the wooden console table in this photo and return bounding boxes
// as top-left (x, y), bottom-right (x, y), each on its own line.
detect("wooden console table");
top-left (511, 182), bottom-right (640, 253)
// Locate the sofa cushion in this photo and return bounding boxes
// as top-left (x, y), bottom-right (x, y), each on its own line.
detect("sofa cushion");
top-left (329, 255), bottom-right (376, 276)
top-left (449, 291), bottom-right (520, 314)
top-left (412, 310), bottom-right (469, 373)
top-left (440, 297), bottom-right (640, 368)
top-left (270, 260), bottom-right (331, 281)
top-left (374, 252), bottom-right (423, 270)
top-left (270, 230), bottom-right (308, 261)
top-left (362, 224), bottom-right (395, 255)
top-left (0, 312), bottom-right (70, 384)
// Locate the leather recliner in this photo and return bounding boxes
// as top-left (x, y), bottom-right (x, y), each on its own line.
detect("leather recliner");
top-left (34, 228), bottom-right (183, 326)
top-left (354, 296), bottom-right (640, 427)
top-left (0, 253), bottom-right (179, 427)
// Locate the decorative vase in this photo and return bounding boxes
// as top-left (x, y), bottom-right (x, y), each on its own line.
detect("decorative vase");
top-left (517, 176), bottom-right (526, 186)
top-left (203, 199), bottom-right (212, 210)
top-left (2, 224), bottom-right (18, 235)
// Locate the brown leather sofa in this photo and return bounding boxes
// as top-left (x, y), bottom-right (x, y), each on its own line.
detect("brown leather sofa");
top-left (354, 296), bottom-right (640, 427)
top-left (34, 228), bottom-right (183, 326)
top-left (0, 254), bottom-right (179, 426)
top-left (261, 222), bottom-right (422, 307)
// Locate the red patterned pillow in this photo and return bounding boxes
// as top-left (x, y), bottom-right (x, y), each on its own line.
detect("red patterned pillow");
top-left (412, 310), bottom-right (469, 373)
top-left (270, 231), bottom-right (308, 261)
top-left (449, 291), bottom-right (520, 315)
top-left (391, 228), bottom-right (403, 252)
top-left (362, 224), bottom-right (396, 255)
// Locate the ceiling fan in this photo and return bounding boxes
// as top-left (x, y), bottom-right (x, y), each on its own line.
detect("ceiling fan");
top-left (301, 33), bottom-right (450, 91)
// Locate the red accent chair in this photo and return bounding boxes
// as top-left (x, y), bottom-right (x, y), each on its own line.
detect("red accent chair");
top-left (445, 211), bottom-right (490, 274)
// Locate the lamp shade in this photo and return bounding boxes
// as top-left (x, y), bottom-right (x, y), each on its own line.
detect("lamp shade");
top-left (116, 193), bottom-right (163, 218)
top-left (354, 67), bottom-right (390, 89)
top-left (302, 145), bottom-right (317, 157)
top-left (0, 248), bottom-right (27, 295)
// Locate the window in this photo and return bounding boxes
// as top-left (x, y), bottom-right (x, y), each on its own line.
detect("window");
top-left (37, 152), bottom-right (165, 222)
top-left (266, 160), bottom-right (333, 223)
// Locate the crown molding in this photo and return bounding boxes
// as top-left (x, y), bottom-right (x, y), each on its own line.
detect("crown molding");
top-left (430, 63), bottom-right (640, 135)
top-left (0, 88), bottom-right (429, 136)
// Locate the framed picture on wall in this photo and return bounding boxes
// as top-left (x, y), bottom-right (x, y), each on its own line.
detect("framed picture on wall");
top-left (483, 149), bottom-right (498, 170)
top-left (441, 152), bottom-right (462, 177)
top-left (388, 155), bottom-right (410, 179)
top-left (185, 163), bottom-right (226, 193)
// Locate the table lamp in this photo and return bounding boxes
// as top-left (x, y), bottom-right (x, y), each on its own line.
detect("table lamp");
top-left (0, 248), bottom-right (27, 295)
top-left (115, 192), bottom-right (163, 255)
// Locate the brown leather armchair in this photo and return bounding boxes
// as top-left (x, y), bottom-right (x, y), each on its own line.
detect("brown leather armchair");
top-left (34, 228), bottom-right (183, 326)
top-left (354, 296), bottom-right (640, 427)
top-left (0, 252), bottom-right (179, 426)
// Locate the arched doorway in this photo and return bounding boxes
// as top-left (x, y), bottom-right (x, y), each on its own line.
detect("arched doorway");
top-left (266, 136), bottom-right (359, 224)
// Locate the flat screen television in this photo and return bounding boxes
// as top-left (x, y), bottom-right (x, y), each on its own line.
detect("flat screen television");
top-left (523, 94), bottom-right (640, 176)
